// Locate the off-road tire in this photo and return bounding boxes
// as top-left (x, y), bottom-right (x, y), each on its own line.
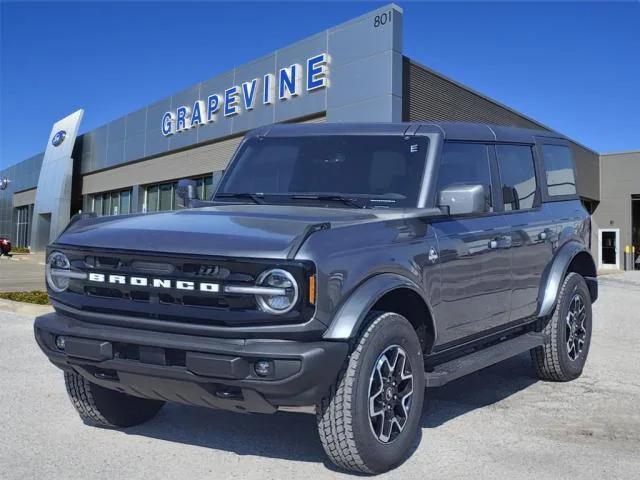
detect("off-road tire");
top-left (64, 371), bottom-right (164, 428)
top-left (531, 272), bottom-right (592, 381)
top-left (316, 312), bottom-right (425, 474)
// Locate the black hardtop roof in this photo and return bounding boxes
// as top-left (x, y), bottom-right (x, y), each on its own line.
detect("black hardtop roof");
top-left (249, 121), bottom-right (568, 145)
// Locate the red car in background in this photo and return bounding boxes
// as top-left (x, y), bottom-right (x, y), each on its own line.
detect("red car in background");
top-left (0, 237), bottom-right (12, 257)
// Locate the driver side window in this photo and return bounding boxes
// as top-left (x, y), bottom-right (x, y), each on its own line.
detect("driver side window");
top-left (436, 142), bottom-right (493, 213)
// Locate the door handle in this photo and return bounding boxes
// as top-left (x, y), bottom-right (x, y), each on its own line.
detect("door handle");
top-left (489, 235), bottom-right (512, 249)
top-left (539, 228), bottom-right (554, 241)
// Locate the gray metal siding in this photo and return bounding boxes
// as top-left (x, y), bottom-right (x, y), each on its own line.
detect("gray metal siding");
top-left (404, 59), bottom-right (599, 201)
top-left (572, 142), bottom-right (600, 202)
top-left (81, 135), bottom-right (244, 195)
top-left (404, 60), bottom-right (544, 129)
top-left (13, 188), bottom-right (36, 207)
top-left (0, 153), bottom-right (43, 239)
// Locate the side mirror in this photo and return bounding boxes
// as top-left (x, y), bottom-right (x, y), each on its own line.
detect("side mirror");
top-left (438, 184), bottom-right (489, 215)
top-left (175, 179), bottom-right (197, 209)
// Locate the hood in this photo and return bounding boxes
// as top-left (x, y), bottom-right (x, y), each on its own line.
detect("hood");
top-left (55, 204), bottom-right (401, 259)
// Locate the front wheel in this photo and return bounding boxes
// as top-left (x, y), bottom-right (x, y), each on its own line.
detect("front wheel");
top-left (316, 312), bottom-right (425, 474)
top-left (531, 272), bottom-right (593, 381)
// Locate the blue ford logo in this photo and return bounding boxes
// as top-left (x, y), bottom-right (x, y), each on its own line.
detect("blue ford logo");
top-left (52, 130), bottom-right (67, 147)
top-left (0, 177), bottom-right (9, 191)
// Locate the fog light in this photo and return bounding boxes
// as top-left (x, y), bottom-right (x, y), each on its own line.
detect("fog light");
top-left (254, 360), bottom-right (272, 377)
top-left (55, 336), bottom-right (66, 350)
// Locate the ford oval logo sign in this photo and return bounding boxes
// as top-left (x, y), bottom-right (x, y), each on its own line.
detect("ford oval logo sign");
top-left (0, 177), bottom-right (9, 191)
top-left (52, 130), bottom-right (67, 147)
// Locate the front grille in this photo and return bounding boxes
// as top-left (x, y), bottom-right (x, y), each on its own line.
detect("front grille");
top-left (82, 282), bottom-right (254, 309)
top-left (51, 247), bottom-right (315, 331)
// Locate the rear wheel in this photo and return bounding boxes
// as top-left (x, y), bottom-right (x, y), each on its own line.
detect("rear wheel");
top-left (531, 272), bottom-right (592, 381)
top-left (316, 312), bottom-right (425, 474)
top-left (64, 371), bottom-right (164, 428)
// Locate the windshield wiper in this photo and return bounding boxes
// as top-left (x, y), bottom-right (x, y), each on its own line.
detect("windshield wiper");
top-left (290, 194), bottom-right (367, 209)
top-left (214, 193), bottom-right (265, 205)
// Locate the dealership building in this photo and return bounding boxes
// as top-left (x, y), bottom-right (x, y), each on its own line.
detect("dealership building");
top-left (0, 4), bottom-right (637, 270)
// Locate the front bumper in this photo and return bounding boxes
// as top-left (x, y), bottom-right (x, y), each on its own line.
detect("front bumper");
top-left (34, 312), bottom-right (348, 414)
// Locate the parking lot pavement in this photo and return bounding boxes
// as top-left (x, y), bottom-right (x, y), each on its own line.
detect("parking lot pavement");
top-left (1, 273), bottom-right (639, 480)
top-left (0, 253), bottom-right (46, 292)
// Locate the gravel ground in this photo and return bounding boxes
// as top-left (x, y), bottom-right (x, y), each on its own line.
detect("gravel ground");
top-left (1, 272), bottom-right (639, 479)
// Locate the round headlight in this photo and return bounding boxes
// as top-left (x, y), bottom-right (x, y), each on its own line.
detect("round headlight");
top-left (255, 269), bottom-right (299, 315)
top-left (46, 251), bottom-right (71, 293)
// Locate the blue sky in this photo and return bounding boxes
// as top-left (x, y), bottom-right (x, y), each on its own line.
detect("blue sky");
top-left (1, 1), bottom-right (639, 169)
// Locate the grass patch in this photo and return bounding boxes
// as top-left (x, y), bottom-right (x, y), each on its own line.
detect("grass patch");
top-left (0, 291), bottom-right (50, 305)
top-left (12, 247), bottom-right (31, 254)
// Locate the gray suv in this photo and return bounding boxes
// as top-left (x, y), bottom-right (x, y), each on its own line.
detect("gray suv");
top-left (35, 122), bottom-right (597, 473)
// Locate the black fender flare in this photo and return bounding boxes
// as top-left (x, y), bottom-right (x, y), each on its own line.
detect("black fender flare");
top-left (322, 273), bottom-right (436, 345)
top-left (537, 241), bottom-right (597, 318)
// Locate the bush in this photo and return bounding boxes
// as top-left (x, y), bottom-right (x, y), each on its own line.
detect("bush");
top-left (12, 247), bottom-right (31, 254)
top-left (0, 291), bottom-right (50, 305)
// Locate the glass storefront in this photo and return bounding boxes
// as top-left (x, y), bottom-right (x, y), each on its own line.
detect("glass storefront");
top-left (90, 188), bottom-right (133, 216)
top-left (15, 204), bottom-right (32, 247)
top-left (196, 176), bottom-right (214, 201)
top-left (146, 181), bottom-right (177, 212)
top-left (84, 175), bottom-right (215, 218)
top-left (145, 175), bottom-right (214, 212)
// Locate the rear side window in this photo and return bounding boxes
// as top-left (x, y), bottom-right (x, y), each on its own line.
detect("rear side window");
top-left (541, 144), bottom-right (577, 196)
top-left (436, 142), bottom-right (493, 212)
top-left (496, 145), bottom-right (538, 211)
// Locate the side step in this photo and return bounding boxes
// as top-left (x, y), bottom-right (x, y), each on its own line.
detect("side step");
top-left (424, 332), bottom-right (545, 387)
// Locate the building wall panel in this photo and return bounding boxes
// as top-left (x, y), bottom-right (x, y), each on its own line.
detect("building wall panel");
top-left (13, 188), bottom-right (36, 207)
top-left (592, 151), bottom-right (640, 267)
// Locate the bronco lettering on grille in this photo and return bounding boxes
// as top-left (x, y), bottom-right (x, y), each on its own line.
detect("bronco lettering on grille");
top-left (87, 273), bottom-right (219, 293)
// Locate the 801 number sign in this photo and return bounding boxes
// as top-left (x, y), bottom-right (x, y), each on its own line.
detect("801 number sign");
top-left (373, 10), bottom-right (392, 28)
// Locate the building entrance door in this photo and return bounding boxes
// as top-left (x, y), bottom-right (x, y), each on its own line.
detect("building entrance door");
top-left (599, 229), bottom-right (620, 270)
top-left (15, 205), bottom-right (32, 247)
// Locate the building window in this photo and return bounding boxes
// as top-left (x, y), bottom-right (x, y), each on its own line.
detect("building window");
top-left (541, 144), bottom-right (577, 196)
top-left (90, 188), bottom-right (133, 216)
top-left (15, 205), bottom-right (32, 248)
top-left (196, 176), bottom-right (214, 200)
top-left (496, 145), bottom-right (539, 211)
top-left (145, 181), bottom-right (177, 212)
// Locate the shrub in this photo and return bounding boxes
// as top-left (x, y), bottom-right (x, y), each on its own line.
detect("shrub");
top-left (12, 247), bottom-right (31, 254)
top-left (0, 291), bottom-right (50, 305)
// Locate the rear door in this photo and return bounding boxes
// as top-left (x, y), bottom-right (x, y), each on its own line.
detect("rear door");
top-left (495, 144), bottom-right (554, 321)
top-left (430, 142), bottom-right (512, 347)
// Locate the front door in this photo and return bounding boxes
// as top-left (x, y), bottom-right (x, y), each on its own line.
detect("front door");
top-left (430, 142), bottom-right (512, 348)
top-left (599, 229), bottom-right (620, 269)
top-left (431, 216), bottom-right (513, 346)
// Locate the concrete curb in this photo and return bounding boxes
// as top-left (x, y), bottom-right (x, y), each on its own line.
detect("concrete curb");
top-left (0, 298), bottom-right (53, 316)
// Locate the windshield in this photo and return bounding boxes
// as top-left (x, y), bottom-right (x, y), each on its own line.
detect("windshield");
top-left (216, 135), bottom-right (429, 208)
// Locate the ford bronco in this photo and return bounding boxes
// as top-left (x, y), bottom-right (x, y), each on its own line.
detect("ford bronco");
top-left (35, 122), bottom-right (597, 473)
